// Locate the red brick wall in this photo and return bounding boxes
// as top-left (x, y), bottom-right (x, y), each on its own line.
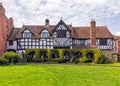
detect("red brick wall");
top-left (0, 5), bottom-right (14, 56)
top-left (114, 39), bottom-right (120, 54)
top-left (118, 41), bottom-right (120, 54)
top-left (114, 39), bottom-right (117, 53)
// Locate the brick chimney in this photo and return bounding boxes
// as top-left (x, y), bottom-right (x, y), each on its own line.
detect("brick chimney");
top-left (45, 19), bottom-right (49, 28)
top-left (9, 18), bottom-right (14, 28)
top-left (0, 2), bottom-right (5, 15)
top-left (90, 19), bottom-right (96, 47)
top-left (8, 18), bottom-right (14, 30)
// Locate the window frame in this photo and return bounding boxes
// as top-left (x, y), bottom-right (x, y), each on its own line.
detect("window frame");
top-left (40, 29), bottom-right (50, 38)
top-left (57, 31), bottom-right (66, 38)
top-left (22, 29), bottom-right (32, 38)
top-left (9, 40), bottom-right (13, 45)
top-left (99, 38), bottom-right (107, 45)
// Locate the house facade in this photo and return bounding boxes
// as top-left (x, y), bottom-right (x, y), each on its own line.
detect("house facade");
top-left (0, 2), bottom-right (120, 60)
top-left (7, 19), bottom-right (114, 58)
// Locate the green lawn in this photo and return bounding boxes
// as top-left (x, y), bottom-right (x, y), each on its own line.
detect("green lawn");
top-left (0, 63), bottom-right (120, 86)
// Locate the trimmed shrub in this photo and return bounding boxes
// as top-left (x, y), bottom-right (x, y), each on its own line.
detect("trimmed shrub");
top-left (39, 49), bottom-right (48, 58)
top-left (3, 52), bottom-right (20, 64)
top-left (86, 50), bottom-right (94, 62)
top-left (32, 58), bottom-right (49, 62)
top-left (78, 49), bottom-right (88, 63)
top-left (25, 48), bottom-right (108, 64)
top-left (38, 49), bottom-right (50, 62)
top-left (28, 51), bottom-right (35, 62)
top-left (74, 50), bottom-right (82, 58)
top-left (79, 57), bottom-right (88, 63)
top-left (73, 50), bottom-right (82, 63)
top-left (78, 48), bottom-right (108, 63)
top-left (25, 49), bottom-right (50, 62)
top-left (96, 55), bottom-right (109, 64)
top-left (25, 49), bottom-right (37, 62)
top-left (25, 49), bottom-right (38, 62)
top-left (63, 50), bottom-right (70, 60)
top-left (48, 49), bottom-right (63, 63)
top-left (51, 49), bottom-right (60, 58)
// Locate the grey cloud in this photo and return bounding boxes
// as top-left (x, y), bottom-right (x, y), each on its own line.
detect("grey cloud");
top-left (2, 0), bottom-right (120, 35)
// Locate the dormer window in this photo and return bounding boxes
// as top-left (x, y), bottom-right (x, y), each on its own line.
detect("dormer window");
top-left (23, 29), bottom-right (32, 38)
top-left (40, 30), bottom-right (50, 38)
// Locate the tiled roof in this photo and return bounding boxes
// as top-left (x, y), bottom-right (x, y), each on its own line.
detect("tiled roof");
top-left (96, 26), bottom-right (114, 38)
top-left (15, 24), bottom-right (73, 39)
top-left (7, 28), bottom-right (20, 40)
top-left (115, 36), bottom-right (120, 40)
top-left (8, 24), bottom-right (114, 40)
top-left (15, 25), bottom-right (55, 39)
top-left (73, 26), bottom-right (114, 39)
top-left (73, 27), bottom-right (90, 39)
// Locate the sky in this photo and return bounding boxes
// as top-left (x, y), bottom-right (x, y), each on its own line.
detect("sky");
top-left (1, 0), bottom-right (120, 35)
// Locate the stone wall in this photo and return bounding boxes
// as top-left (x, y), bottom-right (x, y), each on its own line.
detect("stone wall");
top-left (102, 50), bottom-right (118, 61)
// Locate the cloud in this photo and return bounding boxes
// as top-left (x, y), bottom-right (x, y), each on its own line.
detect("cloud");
top-left (116, 31), bottom-right (120, 36)
top-left (2, 0), bottom-right (120, 35)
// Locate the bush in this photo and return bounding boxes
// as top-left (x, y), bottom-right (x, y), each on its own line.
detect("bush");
top-left (77, 48), bottom-right (107, 63)
top-left (50, 49), bottom-right (63, 63)
top-left (74, 50), bottom-right (82, 58)
top-left (0, 58), bottom-right (9, 65)
top-left (79, 57), bottom-right (88, 63)
top-left (86, 50), bottom-right (94, 62)
top-left (25, 49), bottom-right (37, 62)
top-left (39, 49), bottom-right (48, 58)
top-left (51, 49), bottom-right (60, 58)
top-left (62, 49), bottom-right (74, 62)
top-left (3, 52), bottom-right (20, 64)
top-left (25, 49), bottom-right (51, 62)
top-left (32, 58), bottom-right (49, 62)
top-left (96, 55), bottom-right (109, 64)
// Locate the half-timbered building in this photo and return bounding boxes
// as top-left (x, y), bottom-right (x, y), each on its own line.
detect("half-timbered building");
top-left (1, 2), bottom-right (120, 61)
top-left (7, 19), bottom-right (114, 55)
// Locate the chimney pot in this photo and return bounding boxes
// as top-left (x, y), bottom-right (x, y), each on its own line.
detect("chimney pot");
top-left (0, 2), bottom-right (2, 6)
top-left (45, 19), bottom-right (49, 27)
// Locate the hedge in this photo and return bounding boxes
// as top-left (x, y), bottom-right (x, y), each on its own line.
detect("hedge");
top-left (78, 48), bottom-right (108, 64)
top-left (25, 49), bottom-right (51, 62)
top-left (50, 49), bottom-right (63, 63)
top-left (25, 48), bottom-right (108, 64)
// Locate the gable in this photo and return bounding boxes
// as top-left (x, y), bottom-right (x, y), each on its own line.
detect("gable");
top-left (22, 29), bottom-right (33, 38)
top-left (23, 29), bottom-right (31, 33)
top-left (40, 29), bottom-right (50, 38)
top-left (56, 24), bottom-right (67, 30)
top-left (40, 29), bottom-right (49, 33)
top-left (52, 20), bottom-right (71, 32)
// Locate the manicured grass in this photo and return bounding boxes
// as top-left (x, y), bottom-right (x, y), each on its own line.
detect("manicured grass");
top-left (0, 63), bottom-right (120, 86)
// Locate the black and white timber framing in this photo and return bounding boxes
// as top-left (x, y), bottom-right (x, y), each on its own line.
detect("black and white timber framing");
top-left (7, 19), bottom-right (114, 52)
